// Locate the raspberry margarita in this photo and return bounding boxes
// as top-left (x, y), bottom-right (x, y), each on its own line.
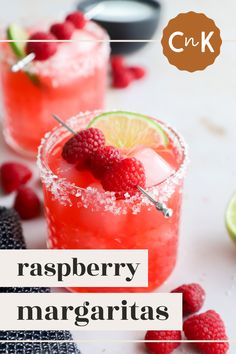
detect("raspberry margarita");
top-left (38, 111), bottom-right (187, 292)
top-left (0, 11), bottom-right (109, 156)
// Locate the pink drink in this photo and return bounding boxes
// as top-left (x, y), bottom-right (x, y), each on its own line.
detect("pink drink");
top-left (38, 111), bottom-right (187, 293)
top-left (0, 22), bottom-right (109, 156)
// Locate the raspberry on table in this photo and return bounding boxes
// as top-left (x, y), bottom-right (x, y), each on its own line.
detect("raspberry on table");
top-left (171, 283), bottom-right (205, 316)
top-left (129, 66), bottom-right (146, 80)
top-left (101, 157), bottom-right (146, 198)
top-left (26, 32), bottom-right (58, 61)
top-left (0, 162), bottom-right (32, 194)
top-left (90, 146), bottom-right (122, 178)
top-left (112, 68), bottom-right (133, 88)
top-left (111, 55), bottom-right (125, 72)
top-left (145, 330), bottom-right (181, 354)
top-left (184, 310), bottom-right (229, 354)
top-left (50, 21), bottom-right (74, 40)
top-left (111, 55), bottom-right (146, 88)
top-left (66, 11), bottom-right (86, 29)
top-left (62, 128), bottom-right (105, 164)
top-left (14, 186), bottom-right (41, 220)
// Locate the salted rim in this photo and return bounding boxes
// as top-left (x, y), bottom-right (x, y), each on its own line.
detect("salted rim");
top-left (37, 110), bottom-right (189, 214)
top-left (0, 21), bottom-right (110, 73)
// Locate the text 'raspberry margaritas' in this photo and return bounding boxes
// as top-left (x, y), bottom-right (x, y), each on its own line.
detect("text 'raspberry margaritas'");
top-left (0, 11), bottom-right (109, 156)
top-left (38, 111), bottom-right (188, 292)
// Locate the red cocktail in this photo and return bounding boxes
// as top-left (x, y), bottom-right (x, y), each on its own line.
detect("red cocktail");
top-left (0, 14), bottom-right (109, 156)
top-left (38, 111), bottom-right (187, 292)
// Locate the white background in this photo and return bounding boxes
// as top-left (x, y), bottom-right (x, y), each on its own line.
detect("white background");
top-left (0, 0), bottom-right (236, 353)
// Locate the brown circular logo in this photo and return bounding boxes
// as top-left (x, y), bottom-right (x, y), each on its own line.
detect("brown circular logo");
top-left (161, 12), bottom-right (222, 72)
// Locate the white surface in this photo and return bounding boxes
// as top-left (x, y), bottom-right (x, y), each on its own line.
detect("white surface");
top-left (0, 0), bottom-right (236, 353)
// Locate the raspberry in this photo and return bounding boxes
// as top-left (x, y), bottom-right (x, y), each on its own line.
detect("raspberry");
top-left (112, 68), bottom-right (133, 88)
top-left (0, 162), bottom-right (32, 194)
top-left (171, 283), bottom-right (205, 316)
top-left (145, 330), bottom-right (181, 354)
top-left (66, 11), bottom-right (86, 29)
top-left (111, 55), bottom-right (125, 72)
top-left (26, 32), bottom-right (58, 61)
top-left (14, 187), bottom-right (41, 220)
top-left (62, 128), bottom-right (105, 164)
top-left (129, 66), bottom-right (146, 79)
top-left (76, 159), bottom-right (91, 171)
top-left (101, 157), bottom-right (146, 198)
top-left (184, 310), bottom-right (229, 354)
top-left (50, 21), bottom-right (74, 40)
top-left (90, 146), bottom-right (122, 178)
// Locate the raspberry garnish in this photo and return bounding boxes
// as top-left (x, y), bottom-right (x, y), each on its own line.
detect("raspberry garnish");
top-left (66, 11), bottom-right (86, 29)
top-left (184, 310), bottom-right (229, 354)
top-left (0, 162), bottom-right (32, 194)
top-left (50, 21), bottom-right (74, 40)
top-left (171, 283), bottom-right (205, 316)
top-left (14, 187), bottom-right (41, 220)
top-left (26, 32), bottom-right (58, 61)
top-left (101, 157), bottom-right (146, 198)
top-left (90, 146), bottom-right (122, 178)
top-left (62, 128), bottom-right (105, 164)
top-left (129, 66), bottom-right (146, 79)
top-left (145, 330), bottom-right (181, 354)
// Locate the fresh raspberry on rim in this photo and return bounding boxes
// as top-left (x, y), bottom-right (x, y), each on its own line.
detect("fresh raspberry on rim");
top-left (89, 146), bottom-right (122, 179)
top-left (101, 157), bottom-right (146, 198)
top-left (62, 128), bottom-right (105, 164)
top-left (66, 11), bottom-right (86, 29)
top-left (50, 21), bottom-right (74, 40)
top-left (26, 32), bottom-right (58, 61)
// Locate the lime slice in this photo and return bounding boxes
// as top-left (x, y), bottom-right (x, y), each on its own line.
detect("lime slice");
top-left (6, 24), bottom-right (28, 58)
top-left (88, 111), bottom-right (169, 149)
top-left (225, 193), bottom-right (236, 244)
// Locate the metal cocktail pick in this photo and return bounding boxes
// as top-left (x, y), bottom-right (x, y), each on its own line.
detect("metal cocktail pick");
top-left (137, 186), bottom-right (173, 218)
top-left (11, 52), bottom-right (35, 72)
top-left (52, 114), bottom-right (173, 219)
top-left (11, 3), bottom-right (105, 73)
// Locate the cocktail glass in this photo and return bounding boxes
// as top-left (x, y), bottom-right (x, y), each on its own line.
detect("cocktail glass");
top-left (38, 111), bottom-right (188, 292)
top-left (0, 22), bottom-right (109, 157)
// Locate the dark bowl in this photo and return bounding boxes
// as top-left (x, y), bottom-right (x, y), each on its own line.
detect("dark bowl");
top-left (78, 0), bottom-right (161, 54)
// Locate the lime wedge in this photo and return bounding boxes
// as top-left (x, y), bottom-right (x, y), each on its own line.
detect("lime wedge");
top-left (225, 193), bottom-right (236, 244)
top-left (88, 111), bottom-right (169, 149)
top-left (6, 24), bottom-right (28, 58)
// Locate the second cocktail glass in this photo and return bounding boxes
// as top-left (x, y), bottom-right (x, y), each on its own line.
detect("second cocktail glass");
top-left (0, 18), bottom-right (109, 156)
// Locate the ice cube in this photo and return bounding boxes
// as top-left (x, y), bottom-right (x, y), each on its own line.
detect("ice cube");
top-left (134, 148), bottom-right (174, 187)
